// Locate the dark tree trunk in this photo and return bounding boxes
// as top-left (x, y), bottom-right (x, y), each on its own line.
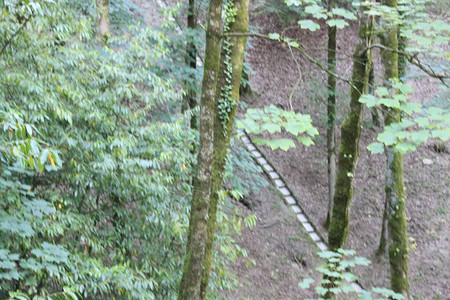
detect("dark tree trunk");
top-left (327, 6), bottom-right (374, 250)
top-left (379, 0), bottom-right (410, 296)
top-left (200, 0), bottom-right (250, 298)
top-left (178, 0), bottom-right (223, 298)
top-left (325, 0), bottom-right (337, 229)
top-left (182, 0), bottom-right (199, 130)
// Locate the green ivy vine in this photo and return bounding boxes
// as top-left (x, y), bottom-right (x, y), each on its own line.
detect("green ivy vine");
top-left (218, 0), bottom-right (237, 135)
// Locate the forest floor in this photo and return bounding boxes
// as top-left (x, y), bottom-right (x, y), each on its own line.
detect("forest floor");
top-left (135, 0), bottom-right (449, 299)
top-left (220, 172), bottom-right (324, 299)
top-left (229, 3), bottom-right (449, 300)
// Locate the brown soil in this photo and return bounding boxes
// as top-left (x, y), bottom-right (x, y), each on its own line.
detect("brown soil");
top-left (231, 7), bottom-right (449, 300)
top-left (220, 181), bottom-right (324, 300)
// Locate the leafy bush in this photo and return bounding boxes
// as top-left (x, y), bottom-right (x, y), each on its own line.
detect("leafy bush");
top-left (1, 0), bottom-right (194, 298)
top-left (299, 249), bottom-right (405, 300)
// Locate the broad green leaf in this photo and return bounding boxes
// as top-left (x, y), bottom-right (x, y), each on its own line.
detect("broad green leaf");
top-left (268, 33), bottom-right (280, 40)
top-left (367, 142), bottom-right (384, 154)
top-left (331, 8), bottom-right (357, 20)
top-left (298, 278), bottom-right (315, 289)
top-left (298, 20), bottom-right (320, 32)
top-left (326, 19), bottom-right (349, 29)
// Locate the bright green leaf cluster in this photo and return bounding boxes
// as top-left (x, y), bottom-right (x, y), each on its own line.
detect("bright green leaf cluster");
top-left (237, 105), bottom-right (318, 151)
top-left (360, 83), bottom-right (449, 154)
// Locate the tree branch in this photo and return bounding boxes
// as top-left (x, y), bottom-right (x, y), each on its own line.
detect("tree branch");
top-left (367, 43), bottom-right (449, 86)
top-left (0, 17), bottom-right (32, 56)
top-left (224, 31), bottom-right (361, 93)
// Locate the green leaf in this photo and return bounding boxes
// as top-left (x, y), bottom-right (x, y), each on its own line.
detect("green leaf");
top-left (268, 33), bottom-right (280, 40)
top-left (400, 102), bottom-right (422, 114)
top-left (331, 8), bottom-right (357, 20)
top-left (297, 136), bottom-right (314, 146)
top-left (298, 20), bottom-right (321, 32)
top-left (367, 142), bottom-right (384, 154)
top-left (375, 86), bottom-right (389, 97)
top-left (315, 286), bottom-right (328, 296)
top-left (298, 278), bottom-right (315, 289)
top-left (326, 19), bottom-right (349, 29)
top-left (305, 5), bottom-right (327, 19)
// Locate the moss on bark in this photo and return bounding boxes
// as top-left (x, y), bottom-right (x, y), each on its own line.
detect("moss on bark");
top-left (379, 0), bottom-right (410, 296)
top-left (178, 0), bottom-right (224, 299)
top-left (200, 0), bottom-right (250, 298)
top-left (327, 10), bottom-right (374, 250)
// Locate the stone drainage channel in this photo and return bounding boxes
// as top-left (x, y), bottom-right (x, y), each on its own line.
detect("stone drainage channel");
top-left (237, 129), bottom-right (363, 294)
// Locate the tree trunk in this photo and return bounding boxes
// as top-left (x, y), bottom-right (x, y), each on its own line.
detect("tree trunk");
top-left (239, 61), bottom-right (253, 95)
top-left (379, 0), bottom-right (410, 296)
top-left (327, 7), bottom-right (374, 250)
top-left (369, 65), bottom-right (381, 127)
top-left (325, 0), bottom-right (337, 229)
top-left (96, 0), bottom-right (110, 40)
top-left (178, 0), bottom-right (223, 298)
top-left (200, 0), bottom-right (250, 298)
top-left (182, 0), bottom-right (199, 130)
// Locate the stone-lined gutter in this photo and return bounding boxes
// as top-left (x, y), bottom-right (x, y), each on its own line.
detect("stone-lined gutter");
top-left (237, 129), bottom-right (363, 293)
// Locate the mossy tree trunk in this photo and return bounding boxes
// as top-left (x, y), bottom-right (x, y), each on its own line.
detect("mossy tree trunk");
top-left (379, 0), bottom-right (410, 297)
top-left (96, 0), bottom-right (110, 41)
top-left (178, 0), bottom-right (223, 298)
top-left (182, 0), bottom-right (199, 130)
top-left (378, 18), bottom-right (408, 256)
top-left (325, 0), bottom-right (337, 229)
top-left (327, 7), bottom-right (374, 250)
top-left (200, 0), bottom-right (250, 298)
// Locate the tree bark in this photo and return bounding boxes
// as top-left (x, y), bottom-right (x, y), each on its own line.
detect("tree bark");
top-left (178, 0), bottom-right (223, 298)
top-left (379, 0), bottom-right (410, 296)
top-left (200, 0), bottom-right (250, 298)
top-left (325, 0), bottom-right (337, 229)
top-left (96, 0), bottom-right (110, 40)
top-left (327, 7), bottom-right (374, 250)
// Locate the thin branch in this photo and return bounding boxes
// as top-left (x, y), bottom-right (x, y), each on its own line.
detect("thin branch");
top-left (287, 43), bottom-right (303, 111)
top-left (224, 31), bottom-right (360, 93)
top-left (367, 43), bottom-right (449, 86)
top-left (0, 17), bottom-right (31, 56)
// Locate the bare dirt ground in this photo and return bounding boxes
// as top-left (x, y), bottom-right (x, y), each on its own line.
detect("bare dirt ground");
top-left (220, 180), bottom-right (324, 300)
top-left (235, 6), bottom-right (449, 300)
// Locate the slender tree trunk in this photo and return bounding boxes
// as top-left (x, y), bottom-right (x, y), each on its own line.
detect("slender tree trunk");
top-left (182, 0), bottom-right (199, 130)
top-left (325, 0), bottom-right (337, 229)
top-left (239, 61), bottom-right (253, 95)
top-left (369, 65), bottom-right (381, 127)
top-left (96, 0), bottom-right (110, 40)
top-left (327, 7), bottom-right (374, 250)
top-left (379, 0), bottom-right (410, 296)
top-left (200, 0), bottom-right (250, 298)
top-left (378, 12), bottom-right (408, 257)
top-left (178, 0), bottom-right (223, 298)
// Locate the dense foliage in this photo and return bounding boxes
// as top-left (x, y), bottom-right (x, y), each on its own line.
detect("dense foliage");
top-left (1, 1), bottom-right (265, 299)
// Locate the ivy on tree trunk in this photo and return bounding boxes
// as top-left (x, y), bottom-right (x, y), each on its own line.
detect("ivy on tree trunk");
top-left (178, 0), bottom-right (223, 298)
top-left (200, 0), bottom-right (250, 298)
